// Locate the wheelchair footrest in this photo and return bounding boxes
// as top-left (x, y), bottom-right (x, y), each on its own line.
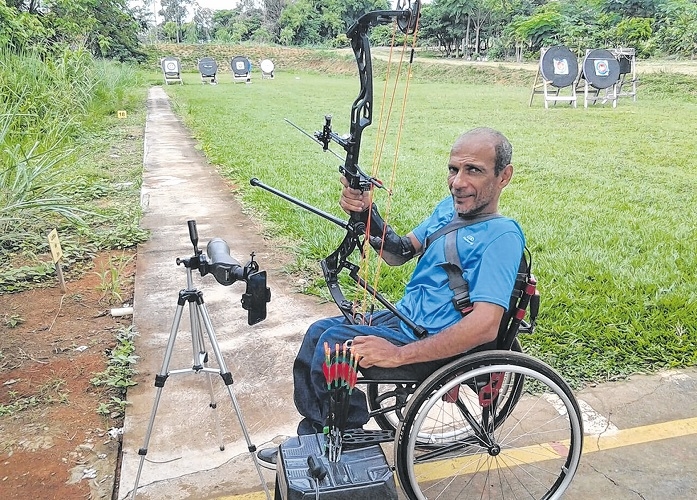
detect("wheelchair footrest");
top-left (342, 428), bottom-right (395, 448)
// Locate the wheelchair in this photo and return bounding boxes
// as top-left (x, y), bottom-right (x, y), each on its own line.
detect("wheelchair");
top-left (251, 177), bottom-right (583, 498)
top-left (351, 253), bottom-right (584, 500)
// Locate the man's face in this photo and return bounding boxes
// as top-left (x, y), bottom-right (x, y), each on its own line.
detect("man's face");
top-left (447, 136), bottom-right (512, 217)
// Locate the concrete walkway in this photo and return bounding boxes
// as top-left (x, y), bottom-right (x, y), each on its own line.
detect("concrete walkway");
top-left (118, 87), bottom-right (697, 500)
top-left (118, 86), bottom-right (335, 500)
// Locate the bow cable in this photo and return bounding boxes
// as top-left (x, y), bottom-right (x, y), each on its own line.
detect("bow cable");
top-left (358, 15), bottom-right (421, 324)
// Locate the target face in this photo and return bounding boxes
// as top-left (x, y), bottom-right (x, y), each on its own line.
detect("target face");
top-left (540, 46), bottom-right (578, 88)
top-left (583, 49), bottom-right (621, 89)
top-left (231, 56), bottom-right (250, 75)
top-left (260, 59), bottom-right (274, 74)
top-left (594, 60), bottom-right (609, 76)
top-left (553, 58), bottom-right (569, 75)
top-left (161, 58), bottom-right (180, 74)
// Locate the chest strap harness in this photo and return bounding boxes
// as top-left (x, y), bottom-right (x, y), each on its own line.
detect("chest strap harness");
top-left (423, 214), bottom-right (505, 316)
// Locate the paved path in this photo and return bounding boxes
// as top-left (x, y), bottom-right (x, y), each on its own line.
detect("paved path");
top-left (118, 86), bottom-right (335, 500)
top-left (119, 87), bottom-right (697, 500)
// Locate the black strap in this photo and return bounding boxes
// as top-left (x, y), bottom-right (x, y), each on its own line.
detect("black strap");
top-left (423, 213), bottom-right (502, 252)
top-left (439, 231), bottom-right (472, 313)
top-left (425, 214), bottom-right (502, 315)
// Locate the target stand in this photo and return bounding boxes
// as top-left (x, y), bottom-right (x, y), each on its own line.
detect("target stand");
top-left (198, 57), bottom-right (218, 84)
top-left (161, 57), bottom-right (183, 85)
top-left (231, 56), bottom-right (251, 83)
top-left (611, 47), bottom-right (638, 102)
top-left (529, 46), bottom-right (579, 108)
top-left (576, 49), bottom-right (621, 108)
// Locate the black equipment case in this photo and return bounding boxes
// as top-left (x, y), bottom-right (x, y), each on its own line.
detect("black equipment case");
top-left (274, 433), bottom-right (398, 500)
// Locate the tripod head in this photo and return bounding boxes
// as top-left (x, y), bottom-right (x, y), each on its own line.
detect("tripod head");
top-left (177, 220), bottom-right (271, 325)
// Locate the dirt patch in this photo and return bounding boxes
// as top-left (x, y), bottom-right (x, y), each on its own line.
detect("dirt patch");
top-left (0, 250), bottom-right (137, 500)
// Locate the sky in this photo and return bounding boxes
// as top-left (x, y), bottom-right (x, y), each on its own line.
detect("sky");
top-left (191, 1), bottom-right (235, 10)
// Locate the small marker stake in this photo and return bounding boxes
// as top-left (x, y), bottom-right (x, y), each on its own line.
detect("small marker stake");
top-left (48, 229), bottom-right (66, 293)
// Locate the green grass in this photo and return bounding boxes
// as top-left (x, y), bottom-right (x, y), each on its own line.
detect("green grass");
top-left (161, 64), bottom-right (697, 387)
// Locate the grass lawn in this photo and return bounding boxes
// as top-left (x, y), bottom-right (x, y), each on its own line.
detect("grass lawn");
top-left (158, 63), bottom-right (697, 387)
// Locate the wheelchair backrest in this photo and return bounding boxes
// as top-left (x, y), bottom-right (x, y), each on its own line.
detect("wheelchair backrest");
top-left (468, 248), bottom-right (538, 354)
top-left (497, 248), bottom-right (538, 349)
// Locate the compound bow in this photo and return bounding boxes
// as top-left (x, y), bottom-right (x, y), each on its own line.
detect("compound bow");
top-left (252, 0), bottom-right (426, 338)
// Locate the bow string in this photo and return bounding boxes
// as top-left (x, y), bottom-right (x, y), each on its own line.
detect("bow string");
top-left (316, 0), bottom-right (422, 326)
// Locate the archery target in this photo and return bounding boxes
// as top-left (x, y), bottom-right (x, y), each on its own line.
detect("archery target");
top-left (540, 46), bottom-right (578, 88)
top-left (582, 49), bottom-right (621, 89)
top-left (198, 57), bottom-right (218, 77)
top-left (260, 59), bottom-right (274, 74)
top-left (161, 57), bottom-right (180, 75)
top-left (231, 56), bottom-right (251, 76)
top-left (618, 54), bottom-right (633, 75)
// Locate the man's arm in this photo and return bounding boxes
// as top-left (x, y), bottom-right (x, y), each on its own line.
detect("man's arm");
top-left (339, 176), bottom-right (421, 266)
top-left (351, 301), bottom-right (503, 368)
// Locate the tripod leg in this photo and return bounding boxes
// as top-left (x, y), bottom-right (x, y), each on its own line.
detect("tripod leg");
top-left (130, 303), bottom-right (185, 500)
top-left (191, 304), bottom-right (225, 451)
top-left (196, 301), bottom-right (273, 500)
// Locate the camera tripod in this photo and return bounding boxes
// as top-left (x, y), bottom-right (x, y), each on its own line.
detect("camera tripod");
top-left (129, 255), bottom-right (272, 500)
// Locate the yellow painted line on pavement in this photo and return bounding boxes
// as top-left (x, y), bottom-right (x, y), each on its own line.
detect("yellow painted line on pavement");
top-left (584, 415), bottom-right (697, 452)
top-left (213, 416), bottom-right (697, 500)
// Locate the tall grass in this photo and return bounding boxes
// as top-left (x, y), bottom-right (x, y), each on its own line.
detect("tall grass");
top-left (0, 47), bottom-right (148, 293)
top-left (162, 62), bottom-right (697, 386)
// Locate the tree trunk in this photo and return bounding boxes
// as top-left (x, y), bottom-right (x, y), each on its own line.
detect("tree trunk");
top-left (465, 15), bottom-right (471, 57)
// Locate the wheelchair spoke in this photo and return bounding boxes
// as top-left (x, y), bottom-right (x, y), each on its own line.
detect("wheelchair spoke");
top-left (395, 351), bottom-right (583, 500)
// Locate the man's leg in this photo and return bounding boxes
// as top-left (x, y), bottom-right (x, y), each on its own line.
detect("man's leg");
top-left (293, 316), bottom-right (347, 435)
top-left (294, 310), bottom-right (408, 435)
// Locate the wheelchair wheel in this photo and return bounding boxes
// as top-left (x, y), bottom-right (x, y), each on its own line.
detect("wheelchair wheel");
top-left (367, 381), bottom-right (418, 431)
top-left (395, 350), bottom-right (583, 500)
top-left (367, 339), bottom-right (523, 433)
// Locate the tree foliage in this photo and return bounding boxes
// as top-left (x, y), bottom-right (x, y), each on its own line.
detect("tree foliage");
top-left (1, 0), bottom-right (696, 61)
top-left (2, 0), bottom-right (145, 61)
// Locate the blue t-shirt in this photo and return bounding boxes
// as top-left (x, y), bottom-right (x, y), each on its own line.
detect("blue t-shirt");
top-left (395, 197), bottom-right (525, 339)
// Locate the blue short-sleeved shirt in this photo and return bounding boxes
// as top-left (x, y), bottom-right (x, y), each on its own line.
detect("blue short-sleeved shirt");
top-left (395, 197), bottom-right (525, 339)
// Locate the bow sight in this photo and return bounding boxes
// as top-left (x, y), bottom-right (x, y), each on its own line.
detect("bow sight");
top-left (177, 220), bottom-right (271, 325)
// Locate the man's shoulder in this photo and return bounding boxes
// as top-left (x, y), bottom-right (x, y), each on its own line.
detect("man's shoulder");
top-left (469, 216), bottom-right (525, 248)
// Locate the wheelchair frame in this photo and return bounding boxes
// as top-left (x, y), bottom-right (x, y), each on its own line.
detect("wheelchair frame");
top-left (349, 253), bottom-right (584, 500)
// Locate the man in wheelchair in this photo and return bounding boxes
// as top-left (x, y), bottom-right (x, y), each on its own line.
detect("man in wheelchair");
top-left (258, 127), bottom-right (525, 468)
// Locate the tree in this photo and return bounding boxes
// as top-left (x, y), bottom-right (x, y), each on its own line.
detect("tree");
top-left (512, 2), bottom-right (564, 52)
top-left (0, 2), bottom-right (47, 51)
top-left (192, 6), bottom-right (214, 42)
top-left (159, 0), bottom-right (192, 43)
top-left (419, 1), bottom-right (467, 57)
top-left (597, 0), bottom-right (660, 18)
top-left (655, 0), bottom-right (697, 58)
top-left (37, 0), bottom-right (146, 61)
top-left (262, 0), bottom-right (287, 38)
